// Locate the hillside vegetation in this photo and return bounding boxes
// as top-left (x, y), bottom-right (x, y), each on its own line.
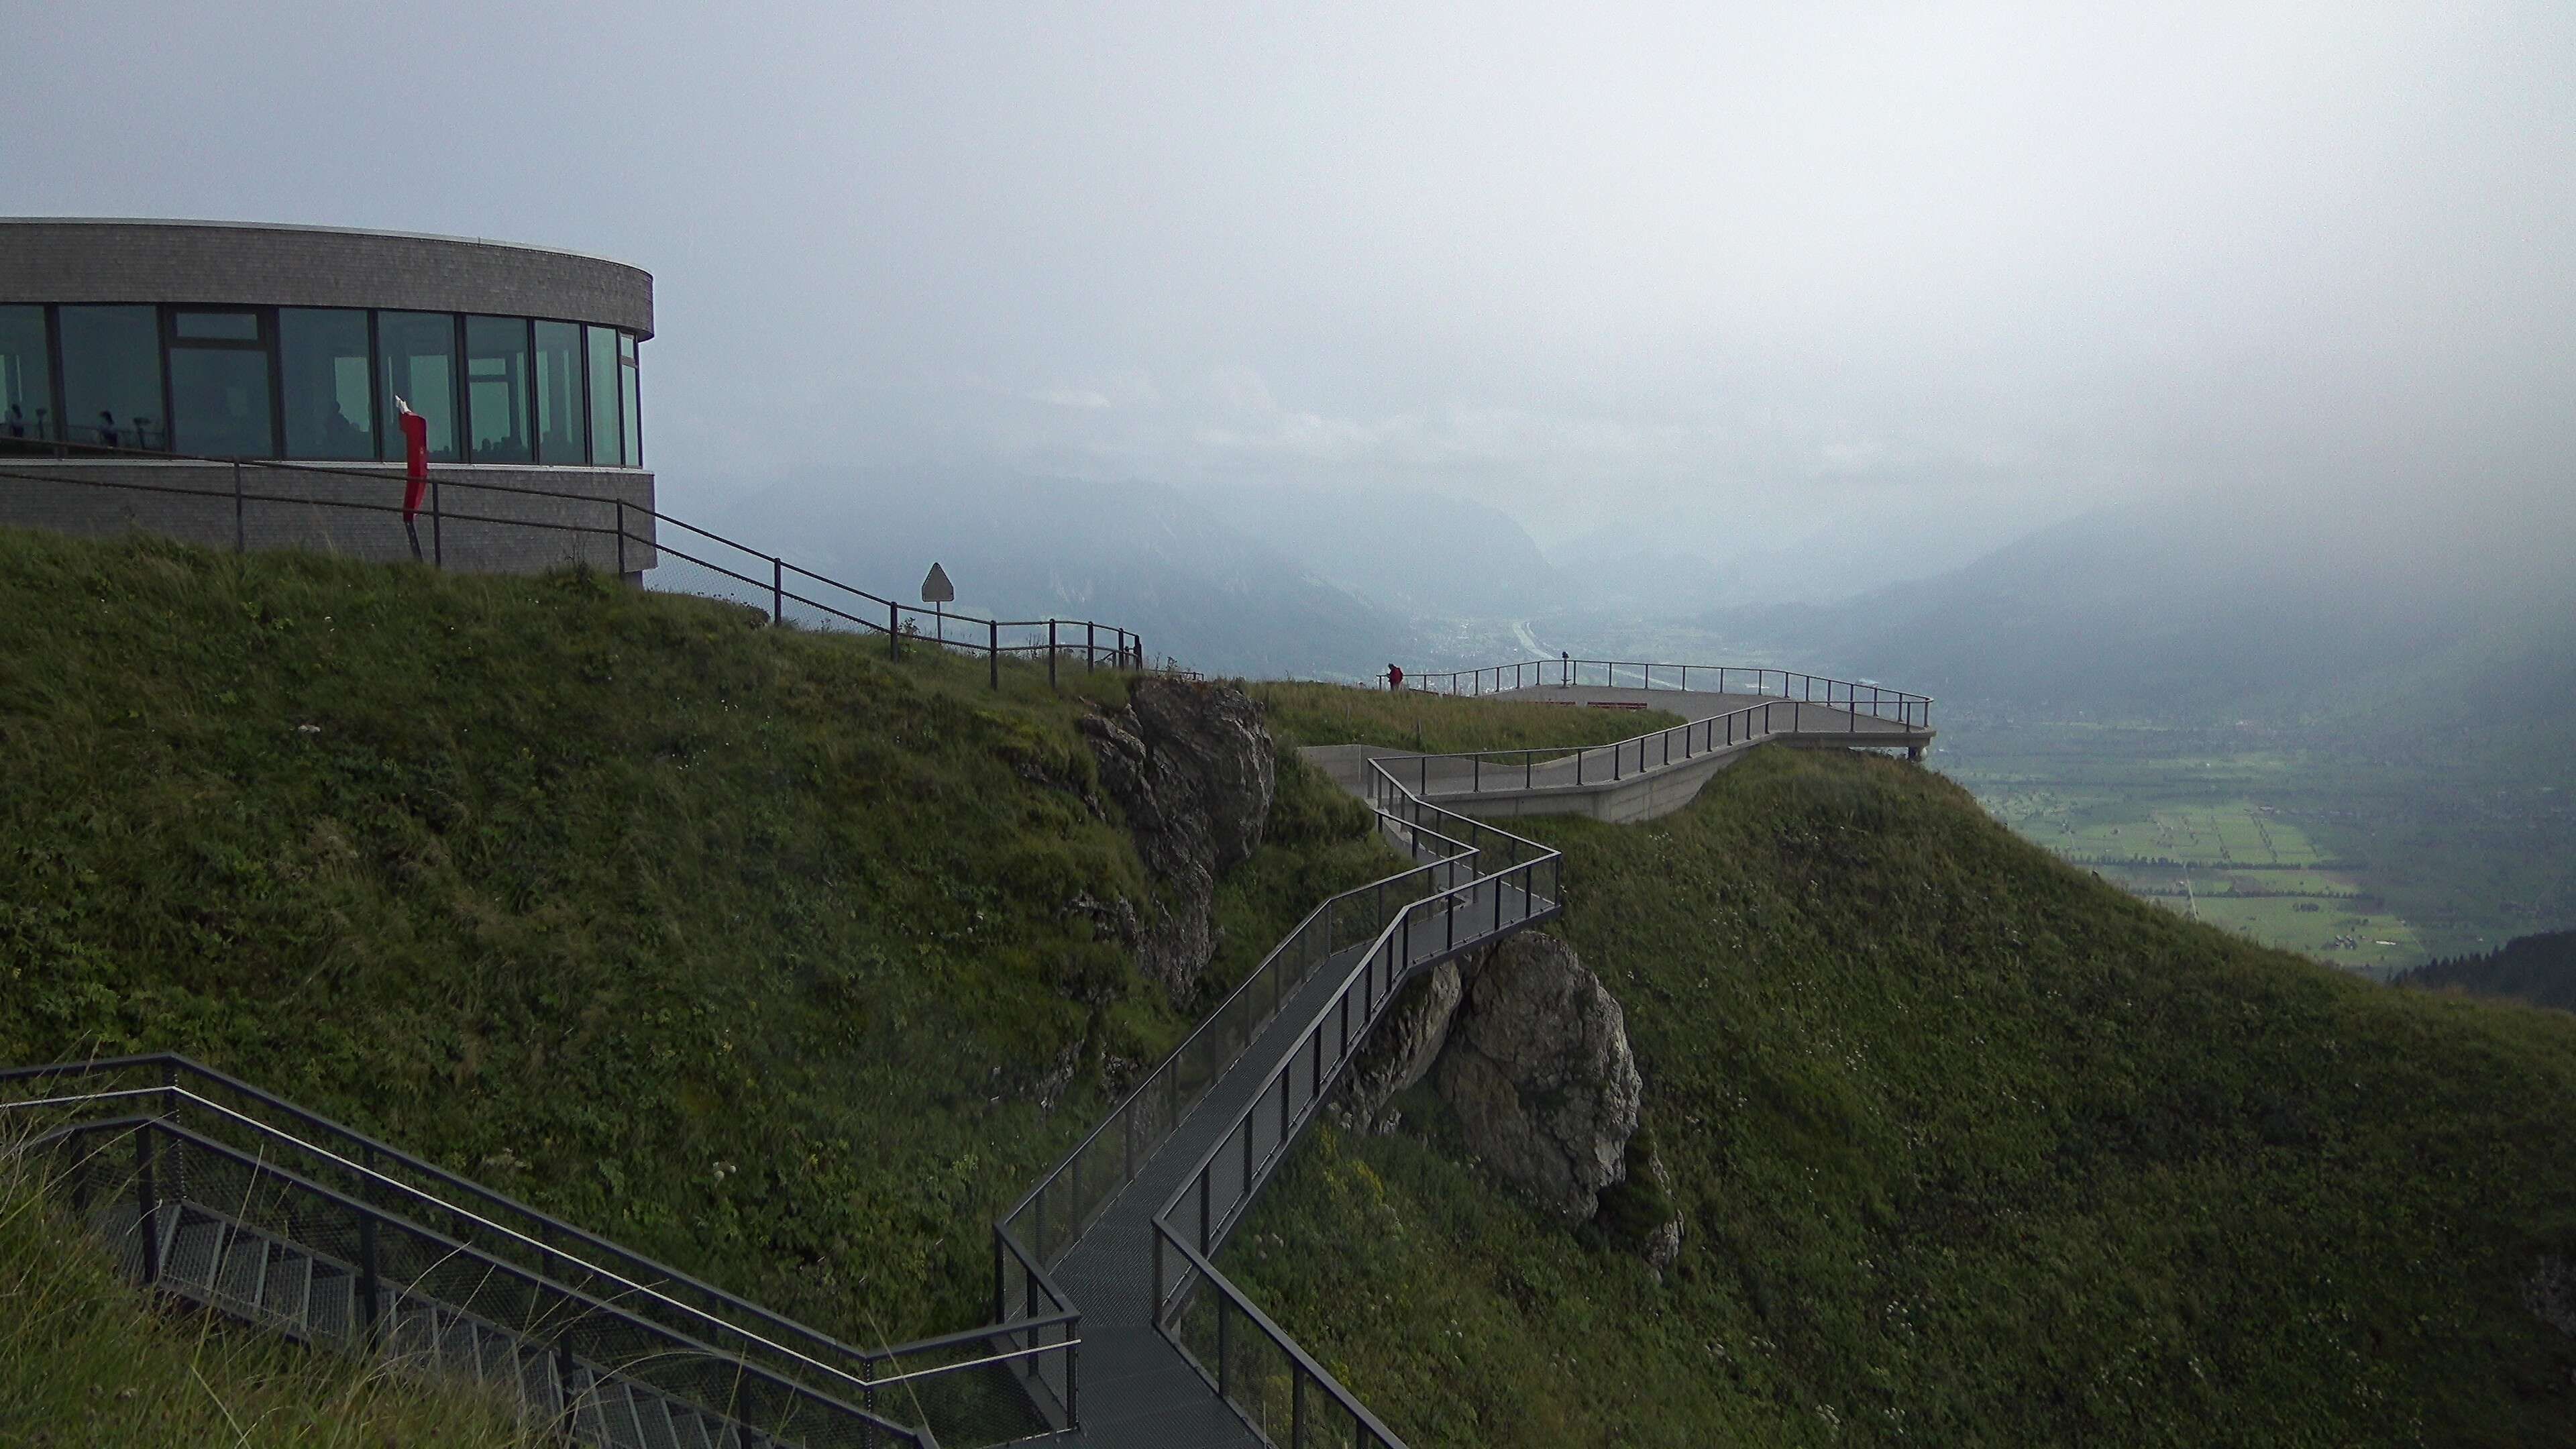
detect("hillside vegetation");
top-left (7, 527), bottom-right (2575, 1446)
top-left (2402, 930), bottom-right (2576, 1015)
top-left (1230, 746), bottom-right (2576, 1447)
top-left (0, 1139), bottom-right (543, 1448)
top-left (0, 526), bottom-right (1391, 1364)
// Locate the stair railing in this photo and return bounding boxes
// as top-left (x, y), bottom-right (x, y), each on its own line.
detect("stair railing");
top-left (995, 808), bottom-right (1489, 1276)
top-left (0, 1059), bottom-right (1074, 1447)
top-left (1144, 757), bottom-right (1562, 1448)
top-left (5, 1095), bottom-right (939, 1448)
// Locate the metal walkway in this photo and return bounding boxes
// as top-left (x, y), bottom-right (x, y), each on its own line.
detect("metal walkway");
top-left (1046, 875), bottom-right (1536, 1448)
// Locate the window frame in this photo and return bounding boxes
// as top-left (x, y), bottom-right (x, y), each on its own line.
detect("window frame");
top-left (161, 305), bottom-right (281, 460)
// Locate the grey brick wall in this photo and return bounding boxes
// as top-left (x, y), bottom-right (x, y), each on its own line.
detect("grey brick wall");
top-left (0, 460), bottom-right (658, 576)
top-left (0, 219), bottom-right (651, 335)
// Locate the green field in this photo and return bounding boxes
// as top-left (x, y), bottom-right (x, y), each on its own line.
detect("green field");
top-left (1945, 711), bottom-right (2576, 971)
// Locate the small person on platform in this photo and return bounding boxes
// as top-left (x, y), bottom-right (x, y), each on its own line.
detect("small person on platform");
top-left (1387, 663), bottom-right (1405, 691)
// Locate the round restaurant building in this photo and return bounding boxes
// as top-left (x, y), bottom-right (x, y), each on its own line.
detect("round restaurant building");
top-left (0, 218), bottom-right (657, 578)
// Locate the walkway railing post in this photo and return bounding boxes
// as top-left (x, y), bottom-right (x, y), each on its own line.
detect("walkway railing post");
top-left (1087, 621), bottom-right (1096, 672)
top-left (888, 600), bottom-right (900, 659)
top-left (430, 476), bottom-right (442, 568)
top-left (771, 557), bottom-right (784, 625)
top-left (615, 498), bottom-right (627, 576)
top-left (1049, 620), bottom-right (1059, 689)
top-left (990, 619), bottom-right (1001, 690)
top-left (232, 460), bottom-right (244, 553)
top-left (135, 1126), bottom-right (160, 1285)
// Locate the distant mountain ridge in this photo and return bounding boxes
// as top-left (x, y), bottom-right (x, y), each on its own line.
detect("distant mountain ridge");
top-left (1703, 494), bottom-right (2576, 753)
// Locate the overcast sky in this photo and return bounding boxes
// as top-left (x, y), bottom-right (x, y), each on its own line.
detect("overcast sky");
top-left (9, 1), bottom-right (2572, 568)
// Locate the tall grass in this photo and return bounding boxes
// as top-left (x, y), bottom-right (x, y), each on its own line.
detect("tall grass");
top-left (0, 1127), bottom-right (545, 1448)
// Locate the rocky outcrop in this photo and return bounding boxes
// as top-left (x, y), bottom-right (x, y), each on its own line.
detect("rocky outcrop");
top-left (1334, 959), bottom-right (1463, 1133)
top-left (1596, 1132), bottom-right (1686, 1273)
top-left (1079, 678), bottom-right (1276, 998)
top-left (2530, 1255), bottom-right (2576, 1338)
top-left (1436, 931), bottom-right (1644, 1222)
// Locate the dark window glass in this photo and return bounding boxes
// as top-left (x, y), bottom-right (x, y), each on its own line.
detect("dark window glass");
top-left (534, 320), bottom-right (586, 464)
top-left (464, 315), bottom-right (532, 464)
top-left (0, 305), bottom-right (54, 447)
top-left (587, 324), bottom-right (620, 466)
top-left (173, 311), bottom-right (261, 341)
top-left (619, 333), bottom-right (641, 468)
top-left (58, 305), bottom-right (165, 450)
top-left (279, 308), bottom-right (376, 461)
top-left (168, 309), bottom-right (274, 458)
top-left (378, 311), bottom-right (459, 463)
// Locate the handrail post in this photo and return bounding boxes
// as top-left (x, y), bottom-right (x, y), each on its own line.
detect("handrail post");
top-left (1217, 1293), bottom-right (1232, 1399)
top-left (771, 557), bottom-right (784, 625)
top-left (136, 1125), bottom-right (161, 1285)
top-left (430, 475), bottom-right (442, 568)
top-left (614, 498), bottom-right (627, 576)
top-left (232, 460), bottom-right (245, 553)
top-left (1049, 619), bottom-right (1059, 689)
top-left (359, 1212), bottom-right (382, 1343)
top-left (889, 599), bottom-right (900, 659)
top-left (1087, 621), bottom-right (1096, 672)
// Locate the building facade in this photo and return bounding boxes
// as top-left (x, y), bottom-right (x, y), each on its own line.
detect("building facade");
top-left (0, 218), bottom-right (657, 578)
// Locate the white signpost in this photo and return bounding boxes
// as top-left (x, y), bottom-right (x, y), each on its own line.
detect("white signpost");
top-left (922, 561), bottom-right (953, 642)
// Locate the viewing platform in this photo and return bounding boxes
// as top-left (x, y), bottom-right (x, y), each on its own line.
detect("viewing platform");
top-left (1303, 663), bottom-right (1935, 825)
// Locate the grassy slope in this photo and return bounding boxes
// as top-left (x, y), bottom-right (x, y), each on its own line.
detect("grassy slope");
top-left (0, 1142), bottom-right (545, 1448)
top-left (1230, 745), bottom-right (2576, 1448)
top-left (0, 527), bottom-right (1387, 1364)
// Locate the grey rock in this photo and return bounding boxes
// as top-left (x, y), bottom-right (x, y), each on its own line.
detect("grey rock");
top-left (1336, 959), bottom-right (1463, 1133)
top-left (2530, 1255), bottom-right (2576, 1338)
top-left (1079, 678), bottom-right (1276, 997)
top-left (1633, 1148), bottom-right (1684, 1272)
top-left (1436, 931), bottom-right (1643, 1221)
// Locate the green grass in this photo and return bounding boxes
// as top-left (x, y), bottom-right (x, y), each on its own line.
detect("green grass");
top-left (1227, 745), bottom-right (2576, 1448)
top-left (0, 1138), bottom-right (543, 1447)
top-left (1249, 680), bottom-right (1684, 755)
top-left (0, 527), bottom-right (1380, 1352)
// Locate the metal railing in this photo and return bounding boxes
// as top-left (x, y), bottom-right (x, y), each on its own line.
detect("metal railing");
top-left (995, 803), bottom-right (1495, 1274)
top-left (1409, 656), bottom-right (1931, 722)
top-left (0, 437), bottom-right (1152, 688)
top-left (1387, 692), bottom-right (1933, 802)
top-left (0, 1057), bottom-right (1079, 1448)
top-left (1145, 759), bottom-right (1564, 1448)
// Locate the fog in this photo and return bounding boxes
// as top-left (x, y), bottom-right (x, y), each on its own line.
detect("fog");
top-left (8, 1), bottom-right (2573, 592)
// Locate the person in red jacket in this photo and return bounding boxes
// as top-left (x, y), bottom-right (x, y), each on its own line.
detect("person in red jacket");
top-left (395, 396), bottom-right (430, 560)
top-left (1387, 663), bottom-right (1404, 691)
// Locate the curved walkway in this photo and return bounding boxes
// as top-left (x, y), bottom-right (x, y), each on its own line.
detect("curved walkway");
top-left (1304, 680), bottom-right (1935, 826)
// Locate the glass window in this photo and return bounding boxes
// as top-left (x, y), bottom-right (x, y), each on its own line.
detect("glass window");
top-left (464, 315), bottom-right (532, 464)
top-left (586, 324), bottom-right (619, 467)
top-left (619, 332), bottom-right (641, 468)
top-left (378, 311), bottom-right (459, 464)
top-left (279, 308), bottom-right (376, 461)
top-left (534, 320), bottom-right (586, 464)
top-left (168, 310), bottom-right (275, 458)
top-left (0, 305), bottom-right (54, 447)
top-left (58, 305), bottom-right (165, 450)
